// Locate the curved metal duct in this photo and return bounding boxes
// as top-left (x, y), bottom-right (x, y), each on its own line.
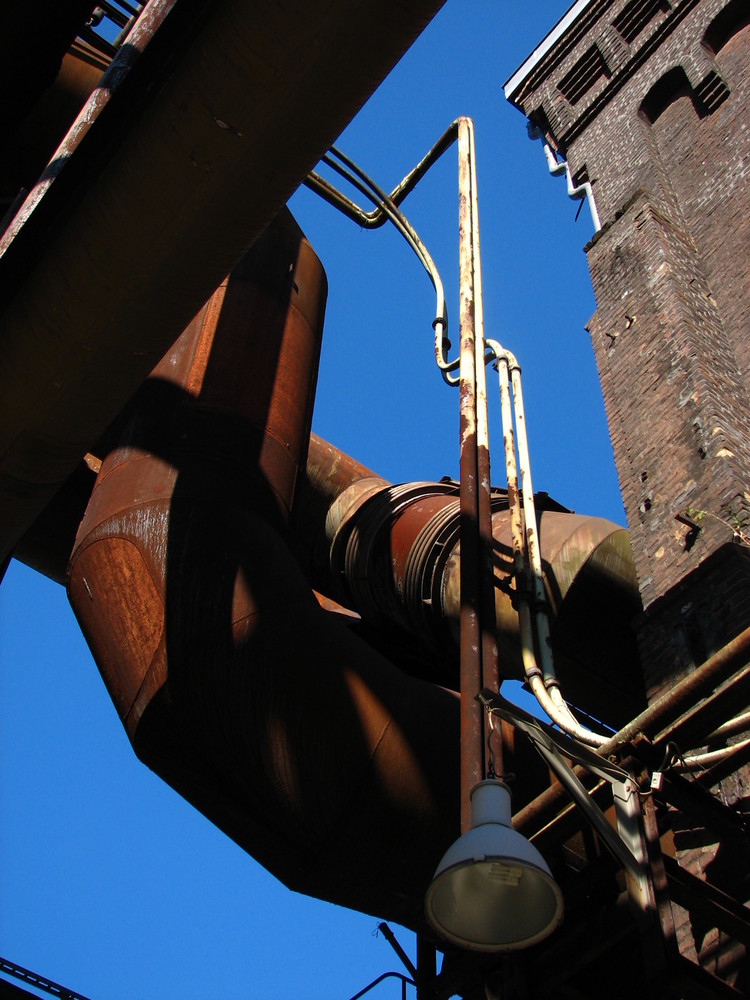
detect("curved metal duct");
top-left (66, 211), bottom-right (461, 932)
top-left (294, 435), bottom-right (646, 727)
top-left (0, 0), bottom-right (447, 565)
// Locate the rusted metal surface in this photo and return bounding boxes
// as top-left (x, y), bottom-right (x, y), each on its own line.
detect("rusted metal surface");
top-left (342, 485), bottom-right (447, 627)
top-left (468, 136), bottom-right (501, 770)
top-left (68, 208), bottom-right (324, 729)
top-left (496, 355), bottom-right (531, 699)
top-left (641, 792), bottom-right (680, 972)
top-left (601, 624), bottom-right (750, 756)
top-left (23, 430), bottom-right (644, 714)
top-left (0, 0), bottom-right (176, 263)
top-left (457, 117), bottom-right (487, 829)
top-left (294, 442), bottom-right (644, 726)
top-left (0, 0), bottom-right (448, 565)
top-left (67, 211), bottom-right (461, 932)
top-left (304, 434), bottom-right (384, 508)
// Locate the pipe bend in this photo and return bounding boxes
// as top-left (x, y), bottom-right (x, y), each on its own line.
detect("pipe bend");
top-left (66, 212), bottom-right (461, 930)
top-left (295, 438), bottom-right (645, 729)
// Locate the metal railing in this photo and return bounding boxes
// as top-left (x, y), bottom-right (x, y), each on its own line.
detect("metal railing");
top-left (0, 956), bottom-right (93, 1000)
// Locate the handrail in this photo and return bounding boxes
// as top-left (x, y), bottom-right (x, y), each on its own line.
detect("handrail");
top-left (346, 971), bottom-right (414, 1000)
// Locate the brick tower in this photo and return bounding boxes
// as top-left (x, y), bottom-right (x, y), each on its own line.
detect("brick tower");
top-left (507, 0), bottom-right (750, 697)
top-left (506, 0), bottom-right (750, 992)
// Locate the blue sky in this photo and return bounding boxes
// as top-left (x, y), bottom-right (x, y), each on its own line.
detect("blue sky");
top-left (0, 3), bottom-right (624, 998)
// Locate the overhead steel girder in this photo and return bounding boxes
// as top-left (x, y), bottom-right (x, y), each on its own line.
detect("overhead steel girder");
top-left (0, 0), bottom-right (446, 564)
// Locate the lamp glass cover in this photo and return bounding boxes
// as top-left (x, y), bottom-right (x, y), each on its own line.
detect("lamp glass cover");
top-left (424, 780), bottom-right (563, 952)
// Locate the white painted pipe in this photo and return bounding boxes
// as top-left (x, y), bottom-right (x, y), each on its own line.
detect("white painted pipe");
top-left (529, 124), bottom-right (602, 233)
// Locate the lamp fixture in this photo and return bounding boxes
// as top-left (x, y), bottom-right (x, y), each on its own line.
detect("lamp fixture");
top-left (424, 779), bottom-right (564, 952)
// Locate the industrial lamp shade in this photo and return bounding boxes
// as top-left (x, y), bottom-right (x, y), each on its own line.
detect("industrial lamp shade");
top-left (425, 780), bottom-right (564, 952)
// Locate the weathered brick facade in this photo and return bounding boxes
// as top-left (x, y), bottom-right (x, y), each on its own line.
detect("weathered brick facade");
top-left (507, 0), bottom-right (750, 694)
top-left (507, 0), bottom-right (750, 990)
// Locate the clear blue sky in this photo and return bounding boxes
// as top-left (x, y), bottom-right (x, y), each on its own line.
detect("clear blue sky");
top-left (0, 3), bottom-right (624, 998)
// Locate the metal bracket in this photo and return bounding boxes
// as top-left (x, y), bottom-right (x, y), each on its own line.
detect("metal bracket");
top-left (478, 689), bottom-right (644, 876)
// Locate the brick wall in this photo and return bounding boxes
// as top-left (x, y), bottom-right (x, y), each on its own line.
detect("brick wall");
top-left (586, 191), bottom-right (750, 616)
top-left (509, 0), bottom-right (750, 682)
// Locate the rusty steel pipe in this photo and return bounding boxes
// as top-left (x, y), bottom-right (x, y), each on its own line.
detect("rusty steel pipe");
top-left (457, 117), bottom-right (487, 830)
top-left (303, 118), bottom-right (502, 830)
top-left (602, 624), bottom-right (750, 754)
top-left (17, 418), bottom-right (643, 711)
top-left (68, 207), bottom-right (327, 730)
top-left (293, 434), bottom-right (645, 729)
top-left (467, 122), bottom-right (500, 714)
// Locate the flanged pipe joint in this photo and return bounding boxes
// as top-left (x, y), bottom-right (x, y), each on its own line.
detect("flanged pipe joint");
top-left (295, 437), bottom-right (645, 729)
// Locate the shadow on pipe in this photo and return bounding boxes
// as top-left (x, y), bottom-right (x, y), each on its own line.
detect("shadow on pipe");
top-left (66, 209), bottom-right (461, 931)
top-left (294, 439), bottom-right (646, 730)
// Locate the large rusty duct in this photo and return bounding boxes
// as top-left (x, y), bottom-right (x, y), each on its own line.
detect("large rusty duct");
top-left (67, 209), bottom-right (462, 930)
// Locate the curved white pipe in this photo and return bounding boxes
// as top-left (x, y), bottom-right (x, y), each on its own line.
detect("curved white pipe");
top-left (704, 711), bottom-right (750, 743)
top-left (672, 737), bottom-right (750, 771)
top-left (528, 124), bottom-right (601, 233)
top-left (490, 346), bottom-right (607, 747)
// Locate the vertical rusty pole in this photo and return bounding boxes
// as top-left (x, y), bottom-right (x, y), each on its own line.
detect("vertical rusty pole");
top-left (457, 118), bottom-right (499, 831)
top-left (467, 119), bottom-right (500, 714)
top-left (457, 118), bottom-right (482, 832)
